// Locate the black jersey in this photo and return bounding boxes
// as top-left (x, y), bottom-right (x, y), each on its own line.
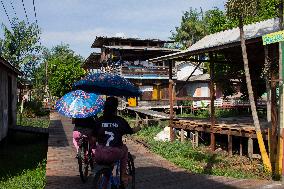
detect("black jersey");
top-left (93, 115), bottom-right (133, 147)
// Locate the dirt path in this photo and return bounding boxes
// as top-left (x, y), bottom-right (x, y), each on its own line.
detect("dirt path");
top-left (45, 112), bottom-right (283, 189)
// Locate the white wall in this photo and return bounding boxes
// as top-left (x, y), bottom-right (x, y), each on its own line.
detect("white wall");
top-left (185, 83), bottom-right (209, 97)
top-left (177, 63), bottom-right (203, 81)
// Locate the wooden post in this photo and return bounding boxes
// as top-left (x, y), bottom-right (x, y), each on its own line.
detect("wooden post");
top-left (209, 52), bottom-right (216, 151)
top-left (181, 129), bottom-right (185, 143)
top-left (169, 60), bottom-right (175, 142)
top-left (271, 60), bottom-right (278, 173)
top-left (228, 134), bottom-right (233, 156)
top-left (240, 137), bottom-right (243, 156)
top-left (145, 116), bottom-right (149, 126)
top-left (248, 137), bottom-right (253, 158)
top-left (195, 131), bottom-right (199, 147)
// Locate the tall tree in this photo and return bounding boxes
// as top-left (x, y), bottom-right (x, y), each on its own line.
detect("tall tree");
top-left (46, 44), bottom-right (85, 97)
top-left (226, 0), bottom-right (272, 172)
top-left (171, 8), bottom-right (207, 49)
top-left (0, 19), bottom-right (42, 80)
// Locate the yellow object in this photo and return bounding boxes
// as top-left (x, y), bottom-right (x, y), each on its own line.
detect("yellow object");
top-left (256, 131), bottom-right (272, 173)
top-left (128, 97), bottom-right (136, 107)
top-left (152, 85), bottom-right (160, 100)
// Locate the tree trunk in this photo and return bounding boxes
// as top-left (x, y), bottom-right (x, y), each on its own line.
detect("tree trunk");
top-left (239, 20), bottom-right (272, 172)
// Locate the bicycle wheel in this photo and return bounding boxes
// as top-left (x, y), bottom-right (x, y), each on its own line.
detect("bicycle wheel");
top-left (78, 140), bottom-right (89, 182)
top-left (121, 153), bottom-right (135, 189)
top-left (93, 168), bottom-right (112, 189)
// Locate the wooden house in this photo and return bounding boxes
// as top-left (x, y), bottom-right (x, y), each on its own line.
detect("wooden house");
top-left (83, 36), bottom-right (180, 107)
top-left (0, 57), bottom-right (21, 141)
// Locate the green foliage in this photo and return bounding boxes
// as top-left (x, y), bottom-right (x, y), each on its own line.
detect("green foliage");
top-left (204, 8), bottom-right (235, 34)
top-left (17, 116), bottom-right (50, 128)
top-left (226, 0), bottom-right (258, 21)
top-left (135, 125), bottom-right (270, 179)
top-left (0, 132), bottom-right (47, 188)
top-left (0, 163), bottom-right (46, 189)
top-left (172, 1), bottom-right (278, 49)
top-left (171, 8), bottom-right (207, 49)
top-left (19, 100), bottom-right (50, 118)
top-left (0, 19), bottom-right (42, 80)
top-left (45, 44), bottom-right (85, 97)
top-left (33, 61), bottom-right (47, 101)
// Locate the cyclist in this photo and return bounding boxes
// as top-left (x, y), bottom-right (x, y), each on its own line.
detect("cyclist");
top-left (92, 96), bottom-right (141, 185)
top-left (73, 116), bottom-right (97, 156)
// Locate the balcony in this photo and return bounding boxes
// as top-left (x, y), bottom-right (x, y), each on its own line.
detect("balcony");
top-left (120, 66), bottom-right (177, 80)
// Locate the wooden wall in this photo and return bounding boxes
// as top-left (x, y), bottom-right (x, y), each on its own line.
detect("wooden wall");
top-left (0, 64), bottom-right (17, 141)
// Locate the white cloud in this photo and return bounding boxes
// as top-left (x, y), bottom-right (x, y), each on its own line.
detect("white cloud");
top-left (115, 32), bottom-right (126, 38)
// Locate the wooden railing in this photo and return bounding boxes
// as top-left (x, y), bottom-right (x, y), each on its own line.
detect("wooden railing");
top-left (121, 66), bottom-right (177, 77)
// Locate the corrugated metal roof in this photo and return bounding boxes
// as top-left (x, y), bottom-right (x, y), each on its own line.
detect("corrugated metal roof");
top-left (149, 18), bottom-right (280, 62)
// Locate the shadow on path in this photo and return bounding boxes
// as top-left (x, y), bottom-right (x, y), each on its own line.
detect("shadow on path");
top-left (48, 119), bottom-right (69, 147)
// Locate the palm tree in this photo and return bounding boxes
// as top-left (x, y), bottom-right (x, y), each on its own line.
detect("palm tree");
top-left (226, 0), bottom-right (272, 172)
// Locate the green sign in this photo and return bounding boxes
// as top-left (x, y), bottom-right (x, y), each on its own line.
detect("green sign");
top-left (262, 30), bottom-right (284, 45)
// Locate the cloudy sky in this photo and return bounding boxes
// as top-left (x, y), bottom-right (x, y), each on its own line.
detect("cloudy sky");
top-left (0, 0), bottom-right (225, 58)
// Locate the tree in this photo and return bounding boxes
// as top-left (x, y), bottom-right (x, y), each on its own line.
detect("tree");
top-left (0, 19), bottom-right (42, 80)
top-left (171, 8), bottom-right (207, 49)
top-left (46, 44), bottom-right (85, 97)
top-left (226, 0), bottom-right (272, 172)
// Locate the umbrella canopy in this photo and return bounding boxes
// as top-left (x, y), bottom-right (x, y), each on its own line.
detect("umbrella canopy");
top-left (56, 90), bottom-right (105, 118)
top-left (73, 73), bottom-right (142, 97)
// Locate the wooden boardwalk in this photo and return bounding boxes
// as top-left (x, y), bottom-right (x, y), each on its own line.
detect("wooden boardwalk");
top-left (45, 112), bottom-right (283, 189)
top-left (126, 107), bottom-right (170, 119)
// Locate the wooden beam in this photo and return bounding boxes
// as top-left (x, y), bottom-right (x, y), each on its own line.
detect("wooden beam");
top-left (240, 137), bottom-right (243, 156)
top-left (271, 68), bottom-right (278, 172)
top-left (174, 97), bottom-right (211, 101)
top-left (209, 52), bottom-right (216, 151)
top-left (228, 134), bottom-right (233, 156)
top-left (169, 60), bottom-right (175, 142)
top-left (248, 137), bottom-right (253, 158)
top-left (195, 131), bottom-right (199, 147)
top-left (176, 62), bottom-right (202, 95)
top-left (181, 129), bottom-right (185, 143)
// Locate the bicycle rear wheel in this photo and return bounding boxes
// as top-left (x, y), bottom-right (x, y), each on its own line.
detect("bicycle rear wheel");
top-left (121, 153), bottom-right (135, 189)
top-left (78, 142), bottom-right (89, 182)
top-left (93, 168), bottom-right (112, 189)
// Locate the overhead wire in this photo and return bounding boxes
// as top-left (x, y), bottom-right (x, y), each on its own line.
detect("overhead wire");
top-left (32, 0), bottom-right (42, 46)
top-left (1, 0), bottom-right (12, 26)
top-left (9, 0), bottom-right (17, 19)
top-left (21, 0), bottom-right (30, 25)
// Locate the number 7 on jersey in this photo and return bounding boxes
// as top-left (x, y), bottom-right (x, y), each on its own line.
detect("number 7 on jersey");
top-left (105, 131), bottom-right (114, 146)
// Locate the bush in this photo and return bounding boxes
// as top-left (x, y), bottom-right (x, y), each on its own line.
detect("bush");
top-left (18, 100), bottom-right (50, 118)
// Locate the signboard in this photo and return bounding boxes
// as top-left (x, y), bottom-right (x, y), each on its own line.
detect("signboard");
top-left (262, 30), bottom-right (284, 45)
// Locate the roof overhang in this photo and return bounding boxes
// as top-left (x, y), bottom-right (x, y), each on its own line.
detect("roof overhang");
top-left (149, 18), bottom-right (280, 63)
top-left (0, 57), bottom-right (22, 75)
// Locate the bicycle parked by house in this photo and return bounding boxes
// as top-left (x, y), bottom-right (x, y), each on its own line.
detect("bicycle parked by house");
top-left (93, 152), bottom-right (135, 189)
top-left (76, 134), bottom-right (94, 182)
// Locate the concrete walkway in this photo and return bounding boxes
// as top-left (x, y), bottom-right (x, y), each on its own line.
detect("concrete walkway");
top-left (46, 112), bottom-right (283, 189)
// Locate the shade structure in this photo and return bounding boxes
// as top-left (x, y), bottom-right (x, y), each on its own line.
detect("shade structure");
top-left (73, 73), bottom-right (141, 97)
top-left (56, 90), bottom-right (105, 118)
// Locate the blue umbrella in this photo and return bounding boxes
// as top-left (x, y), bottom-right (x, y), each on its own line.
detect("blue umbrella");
top-left (73, 73), bottom-right (142, 97)
top-left (56, 90), bottom-right (105, 118)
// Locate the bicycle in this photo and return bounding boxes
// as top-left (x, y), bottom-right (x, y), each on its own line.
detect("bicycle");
top-left (93, 152), bottom-right (135, 189)
top-left (76, 135), bottom-right (94, 183)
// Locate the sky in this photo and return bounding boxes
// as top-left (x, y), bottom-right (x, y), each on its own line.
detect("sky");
top-left (0, 0), bottom-right (225, 58)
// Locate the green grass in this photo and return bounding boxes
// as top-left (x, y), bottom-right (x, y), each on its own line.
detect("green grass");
top-left (0, 132), bottom-right (48, 189)
top-left (17, 116), bottom-right (50, 128)
top-left (134, 125), bottom-right (270, 180)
